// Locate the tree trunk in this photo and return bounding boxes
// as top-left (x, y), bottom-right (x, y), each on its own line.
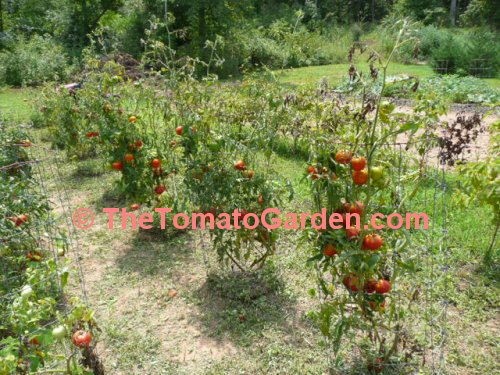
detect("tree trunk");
top-left (450, 0), bottom-right (457, 26)
top-left (198, 3), bottom-right (207, 58)
top-left (0, 0), bottom-right (3, 33)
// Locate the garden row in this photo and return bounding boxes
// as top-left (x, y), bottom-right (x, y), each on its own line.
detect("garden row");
top-left (26, 33), bottom-right (460, 373)
top-left (0, 129), bottom-right (100, 374)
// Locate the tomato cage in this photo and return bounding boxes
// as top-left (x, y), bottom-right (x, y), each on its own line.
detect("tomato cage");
top-left (306, 140), bottom-right (451, 374)
top-left (0, 139), bottom-right (104, 374)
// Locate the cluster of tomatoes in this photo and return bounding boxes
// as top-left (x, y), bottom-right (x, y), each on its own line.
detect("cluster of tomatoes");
top-left (150, 158), bottom-right (167, 196)
top-left (234, 160), bottom-right (266, 206)
top-left (307, 150), bottom-right (392, 318)
top-left (8, 214), bottom-right (29, 227)
top-left (107, 115), bottom-right (174, 206)
top-left (109, 116), bottom-right (144, 173)
top-left (335, 150), bottom-right (369, 185)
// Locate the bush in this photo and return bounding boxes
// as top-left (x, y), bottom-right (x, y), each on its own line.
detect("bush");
top-left (0, 35), bottom-right (71, 87)
top-left (420, 27), bottom-right (499, 76)
top-left (428, 32), bottom-right (469, 74)
top-left (377, 23), bottom-right (500, 77)
top-left (233, 21), bottom-right (351, 74)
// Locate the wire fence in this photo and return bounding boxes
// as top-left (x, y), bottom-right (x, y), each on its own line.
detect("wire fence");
top-left (0, 141), bottom-right (104, 374)
top-left (1, 136), bottom-right (450, 373)
top-left (309, 142), bottom-right (450, 374)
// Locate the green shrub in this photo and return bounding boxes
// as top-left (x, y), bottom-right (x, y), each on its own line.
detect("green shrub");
top-left (377, 23), bottom-right (499, 77)
top-left (465, 29), bottom-right (500, 77)
top-left (233, 21), bottom-right (351, 73)
top-left (428, 32), bottom-right (469, 74)
top-left (420, 27), bottom-right (499, 76)
top-left (0, 35), bottom-right (71, 87)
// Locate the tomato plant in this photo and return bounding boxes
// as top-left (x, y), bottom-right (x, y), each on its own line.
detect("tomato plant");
top-left (0, 129), bottom-right (98, 374)
top-left (304, 25), bottom-right (439, 371)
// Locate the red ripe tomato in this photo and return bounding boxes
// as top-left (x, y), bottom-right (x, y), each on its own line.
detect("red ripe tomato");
top-left (343, 274), bottom-right (361, 292)
top-left (112, 161), bottom-right (123, 171)
top-left (130, 204), bottom-right (140, 211)
top-left (175, 126), bottom-right (183, 136)
top-left (375, 279), bottom-right (391, 294)
top-left (368, 357), bottom-right (385, 373)
top-left (362, 234), bottom-right (384, 251)
top-left (306, 165), bottom-right (315, 174)
top-left (344, 201), bottom-right (365, 215)
top-left (128, 115), bottom-right (137, 123)
top-left (258, 195), bottom-right (265, 205)
top-left (234, 160), bottom-right (246, 171)
top-left (17, 214), bottom-right (29, 226)
top-left (11, 214), bottom-right (28, 227)
top-left (72, 330), bottom-right (92, 347)
top-left (244, 170), bottom-right (255, 179)
top-left (85, 132), bottom-right (99, 138)
top-left (352, 169), bottom-right (369, 185)
top-left (151, 159), bottom-right (161, 168)
top-left (346, 227), bottom-right (360, 241)
top-left (155, 185), bottom-right (166, 195)
top-left (206, 207), bottom-right (217, 216)
top-left (351, 156), bottom-right (367, 171)
top-left (135, 140), bottom-right (143, 149)
top-left (124, 154), bottom-right (134, 163)
top-left (323, 243), bottom-right (338, 257)
top-left (364, 279), bottom-right (377, 293)
top-left (29, 337), bottom-right (40, 346)
top-left (332, 208), bottom-right (347, 228)
top-left (26, 251), bottom-right (43, 262)
top-left (335, 150), bottom-right (352, 164)
top-left (240, 209), bottom-right (248, 219)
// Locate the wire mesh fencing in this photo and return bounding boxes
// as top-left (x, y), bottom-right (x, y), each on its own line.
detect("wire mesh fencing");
top-left (0, 140), bottom-right (104, 374)
top-left (308, 141), bottom-right (450, 374)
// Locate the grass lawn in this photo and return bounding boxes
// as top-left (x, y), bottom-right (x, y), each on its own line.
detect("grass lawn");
top-left (0, 87), bottom-right (36, 123)
top-left (271, 62), bottom-right (500, 89)
top-left (273, 62), bottom-right (434, 87)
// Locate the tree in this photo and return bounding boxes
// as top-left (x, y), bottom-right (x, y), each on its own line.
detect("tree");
top-left (461, 0), bottom-right (500, 27)
top-left (450, 0), bottom-right (457, 25)
top-left (66, 0), bottom-right (123, 48)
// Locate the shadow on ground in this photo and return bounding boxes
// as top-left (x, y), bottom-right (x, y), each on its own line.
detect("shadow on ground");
top-left (113, 229), bottom-right (195, 278)
top-left (191, 266), bottom-right (302, 346)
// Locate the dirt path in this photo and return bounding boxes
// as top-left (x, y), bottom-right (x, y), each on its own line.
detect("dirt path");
top-left (49, 164), bottom-right (324, 375)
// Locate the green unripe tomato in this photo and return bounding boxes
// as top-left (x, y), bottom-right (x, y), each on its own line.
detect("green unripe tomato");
top-left (370, 166), bottom-right (384, 181)
top-left (52, 326), bottom-right (67, 340)
top-left (21, 285), bottom-right (33, 299)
